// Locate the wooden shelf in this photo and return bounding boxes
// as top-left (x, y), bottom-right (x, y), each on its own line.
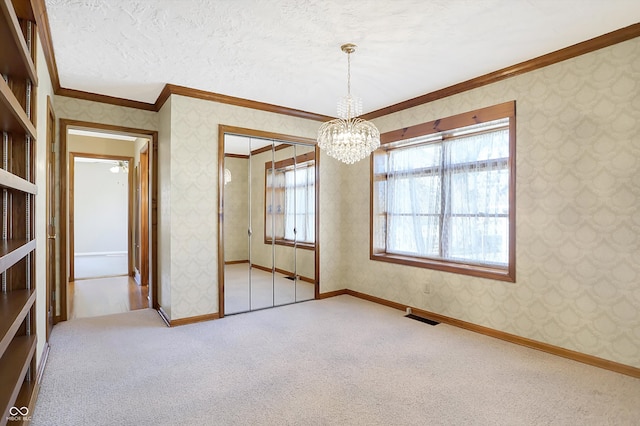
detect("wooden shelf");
top-left (0, 335), bottom-right (36, 424)
top-left (0, 289), bottom-right (35, 357)
top-left (0, 168), bottom-right (36, 194)
top-left (1, 1), bottom-right (38, 423)
top-left (0, 76), bottom-right (36, 139)
top-left (15, 378), bottom-right (37, 421)
top-left (0, 0), bottom-right (37, 83)
top-left (0, 239), bottom-right (35, 274)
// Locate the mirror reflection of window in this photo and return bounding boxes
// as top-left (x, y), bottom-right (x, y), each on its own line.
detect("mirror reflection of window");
top-left (265, 153), bottom-right (315, 247)
top-left (222, 131), bottom-right (318, 316)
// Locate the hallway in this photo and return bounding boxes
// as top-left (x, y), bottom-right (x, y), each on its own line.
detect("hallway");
top-left (68, 276), bottom-right (149, 320)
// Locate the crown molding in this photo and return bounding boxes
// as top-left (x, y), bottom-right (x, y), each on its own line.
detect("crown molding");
top-left (56, 87), bottom-right (157, 111)
top-left (361, 22), bottom-right (640, 120)
top-left (32, 0), bottom-right (640, 121)
top-left (33, 0), bottom-right (154, 113)
top-left (32, 0), bottom-right (59, 91)
top-left (154, 83), bottom-right (173, 111)
top-left (31, 0), bottom-right (330, 120)
top-left (154, 84), bottom-right (332, 122)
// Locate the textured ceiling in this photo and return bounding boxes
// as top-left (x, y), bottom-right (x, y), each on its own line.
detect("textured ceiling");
top-left (45, 0), bottom-right (640, 117)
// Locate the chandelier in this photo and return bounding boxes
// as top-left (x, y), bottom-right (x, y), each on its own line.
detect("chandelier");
top-left (317, 43), bottom-right (380, 164)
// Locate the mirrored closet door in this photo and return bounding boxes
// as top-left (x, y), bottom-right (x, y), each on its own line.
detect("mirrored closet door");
top-left (221, 130), bottom-right (318, 316)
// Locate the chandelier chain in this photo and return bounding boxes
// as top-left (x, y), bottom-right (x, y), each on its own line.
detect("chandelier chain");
top-left (347, 50), bottom-right (351, 96)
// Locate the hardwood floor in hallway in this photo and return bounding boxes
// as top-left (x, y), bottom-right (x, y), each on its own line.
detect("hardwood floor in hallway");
top-left (68, 276), bottom-right (149, 320)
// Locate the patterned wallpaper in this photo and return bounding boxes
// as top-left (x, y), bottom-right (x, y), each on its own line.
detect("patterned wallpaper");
top-left (164, 95), bottom-right (324, 320)
top-left (320, 157), bottom-right (350, 293)
top-left (344, 37), bottom-right (640, 368)
top-left (51, 92), bottom-right (340, 321)
top-left (158, 99), bottom-right (172, 316)
top-left (54, 96), bottom-right (158, 130)
top-left (223, 156), bottom-right (249, 262)
top-left (48, 34), bottom-right (639, 370)
top-left (53, 91), bottom-right (161, 316)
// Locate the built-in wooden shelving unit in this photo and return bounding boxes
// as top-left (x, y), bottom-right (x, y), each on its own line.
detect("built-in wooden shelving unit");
top-left (0, 0), bottom-right (39, 424)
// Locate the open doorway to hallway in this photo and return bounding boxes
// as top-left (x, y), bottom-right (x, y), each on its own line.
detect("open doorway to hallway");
top-left (51, 122), bottom-right (158, 322)
top-left (68, 276), bottom-right (149, 320)
top-left (71, 154), bottom-right (132, 280)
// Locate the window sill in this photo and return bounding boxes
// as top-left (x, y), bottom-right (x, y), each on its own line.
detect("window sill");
top-left (370, 252), bottom-right (515, 282)
top-left (264, 239), bottom-right (315, 250)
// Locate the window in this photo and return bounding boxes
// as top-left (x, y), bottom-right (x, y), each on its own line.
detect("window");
top-left (371, 102), bottom-right (515, 282)
top-left (265, 153), bottom-right (316, 248)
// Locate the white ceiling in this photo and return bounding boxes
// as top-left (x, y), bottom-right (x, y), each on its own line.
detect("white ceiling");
top-left (45, 0), bottom-right (640, 117)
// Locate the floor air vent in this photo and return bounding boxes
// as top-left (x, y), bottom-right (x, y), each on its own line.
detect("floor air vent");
top-left (405, 313), bottom-right (440, 326)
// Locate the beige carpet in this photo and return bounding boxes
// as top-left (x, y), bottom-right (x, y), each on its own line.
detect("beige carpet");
top-left (32, 295), bottom-right (640, 425)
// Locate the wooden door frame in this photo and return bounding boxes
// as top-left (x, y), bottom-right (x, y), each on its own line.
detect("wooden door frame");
top-left (217, 125), bottom-right (320, 318)
top-left (45, 96), bottom-right (57, 333)
top-left (139, 143), bottom-right (150, 286)
top-left (69, 152), bottom-right (134, 281)
top-left (59, 120), bottom-right (159, 321)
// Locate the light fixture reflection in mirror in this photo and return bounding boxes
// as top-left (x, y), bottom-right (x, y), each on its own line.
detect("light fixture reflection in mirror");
top-left (224, 168), bottom-right (232, 185)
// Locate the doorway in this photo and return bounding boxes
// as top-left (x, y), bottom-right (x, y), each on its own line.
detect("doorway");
top-left (70, 153), bottom-right (132, 280)
top-left (55, 120), bottom-right (158, 321)
top-left (46, 96), bottom-right (56, 334)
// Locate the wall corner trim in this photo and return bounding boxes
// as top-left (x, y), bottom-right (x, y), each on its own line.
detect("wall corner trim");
top-left (36, 342), bottom-right (51, 386)
top-left (156, 307), bottom-right (171, 327)
top-left (24, 342), bottom-right (51, 419)
top-left (318, 289), bottom-right (348, 299)
top-left (157, 307), bottom-right (220, 327)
